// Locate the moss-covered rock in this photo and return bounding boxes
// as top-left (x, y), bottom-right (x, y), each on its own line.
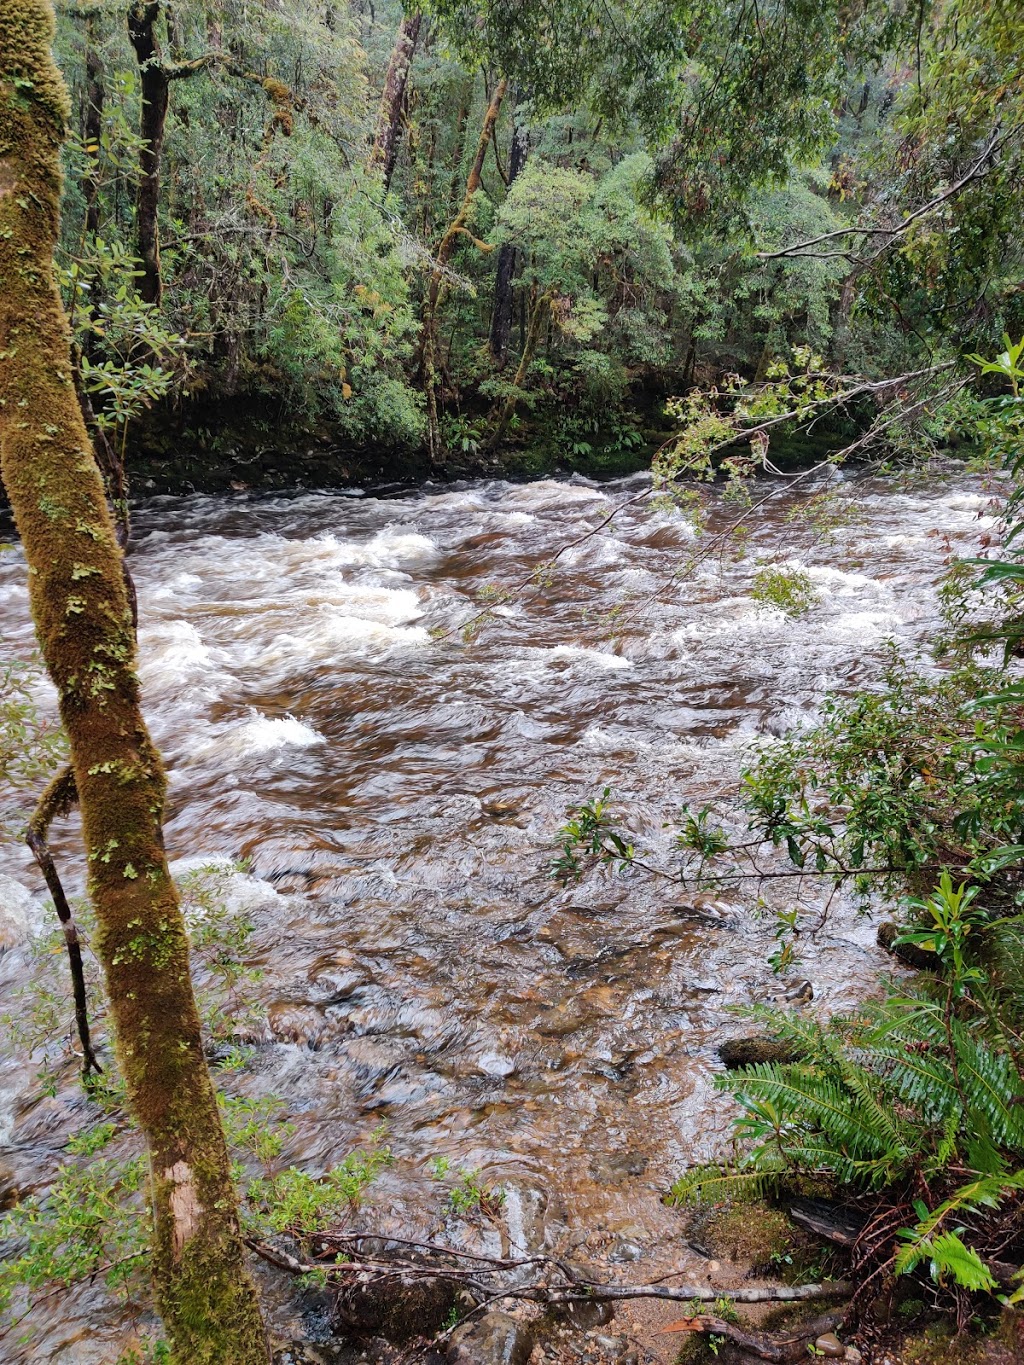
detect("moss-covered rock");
top-left (877, 921), bottom-right (937, 971)
top-left (718, 1035), bottom-right (799, 1068)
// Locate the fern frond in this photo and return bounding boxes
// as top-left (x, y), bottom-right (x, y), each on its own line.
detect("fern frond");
top-left (895, 1229), bottom-right (997, 1291)
top-left (666, 1164), bottom-right (783, 1206)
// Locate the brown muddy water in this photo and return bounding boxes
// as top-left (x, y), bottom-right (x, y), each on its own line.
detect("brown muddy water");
top-left (0, 466), bottom-right (1004, 1360)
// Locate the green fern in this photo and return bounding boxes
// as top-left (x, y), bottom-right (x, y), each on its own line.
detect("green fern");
top-left (672, 983), bottom-right (1024, 1299)
top-left (895, 1229), bottom-right (998, 1292)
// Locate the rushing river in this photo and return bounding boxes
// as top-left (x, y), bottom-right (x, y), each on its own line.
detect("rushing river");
top-left (0, 465), bottom-right (1003, 1360)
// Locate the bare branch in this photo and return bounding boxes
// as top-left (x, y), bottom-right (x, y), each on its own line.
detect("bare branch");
top-left (25, 766), bottom-right (103, 1077)
top-left (757, 125), bottom-right (1015, 262)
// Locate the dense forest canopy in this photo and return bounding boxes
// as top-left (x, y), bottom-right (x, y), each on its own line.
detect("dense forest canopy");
top-left (45, 0), bottom-right (1024, 480)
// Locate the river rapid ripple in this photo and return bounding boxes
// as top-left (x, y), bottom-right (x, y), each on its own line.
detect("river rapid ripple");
top-left (0, 466), bottom-right (1005, 1359)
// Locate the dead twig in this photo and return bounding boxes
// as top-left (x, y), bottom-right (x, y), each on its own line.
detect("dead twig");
top-left (25, 766), bottom-right (103, 1077)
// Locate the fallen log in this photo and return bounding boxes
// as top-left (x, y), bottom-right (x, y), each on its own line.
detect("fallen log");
top-left (789, 1197), bottom-right (866, 1247)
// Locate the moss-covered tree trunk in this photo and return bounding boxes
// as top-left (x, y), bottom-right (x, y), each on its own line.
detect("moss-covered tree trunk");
top-left (420, 75), bottom-right (506, 462)
top-left (0, 5), bottom-right (269, 1362)
top-left (127, 0), bottom-right (169, 305)
top-left (487, 283), bottom-right (548, 451)
top-left (370, 10), bottom-right (421, 192)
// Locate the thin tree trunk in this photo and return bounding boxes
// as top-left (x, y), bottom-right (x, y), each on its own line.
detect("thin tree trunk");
top-left (488, 104), bottom-right (528, 368)
top-left (128, 1), bottom-right (170, 305)
top-left (487, 284), bottom-right (547, 451)
top-left (0, 6), bottom-right (269, 1361)
top-left (420, 75), bottom-right (507, 462)
top-left (370, 10), bottom-right (421, 191)
top-left (83, 15), bottom-right (104, 237)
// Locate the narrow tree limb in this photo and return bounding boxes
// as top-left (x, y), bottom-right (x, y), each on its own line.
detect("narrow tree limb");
top-left (756, 125), bottom-right (1014, 261)
top-left (245, 1236), bottom-right (850, 1307)
top-left (667, 1310), bottom-right (846, 1363)
top-left (25, 766), bottom-right (103, 1076)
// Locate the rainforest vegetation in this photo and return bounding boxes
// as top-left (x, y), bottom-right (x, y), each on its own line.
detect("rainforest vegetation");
top-left (3, 2), bottom-right (1024, 1364)
top-left (24, 0), bottom-right (1024, 484)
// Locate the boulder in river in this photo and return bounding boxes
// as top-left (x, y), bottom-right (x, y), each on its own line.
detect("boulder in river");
top-left (877, 921), bottom-right (936, 971)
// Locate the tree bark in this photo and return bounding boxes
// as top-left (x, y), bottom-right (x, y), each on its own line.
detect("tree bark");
top-left (83, 13), bottom-right (104, 237)
top-left (488, 106), bottom-right (528, 368)
top-left (370, 10), bottom-right (421, 192)
top-left (127, 0), bottom-right (170, 305)
top-left (487, 283), bottom-right (547, 451)
top-left (420, 75), bottom-right (506, 463)
top-left (0, 6), bottom-right (269, 1361)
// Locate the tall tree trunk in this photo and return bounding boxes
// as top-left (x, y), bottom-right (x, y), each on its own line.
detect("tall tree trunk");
top-left (83, 14), bottom-right (104, 237)
top-left (487, 284), bottom-right (548, 451)
top-left (488, 105), bottom-right (528, 368)
top-left (420, 75), bottom-right (506, 463)
top-left (128, 0), bottom-right (170, 305)
top-left (0, 6), bottom-right (269, 1362)
top-left (370, 10), bottom-right (421, 191)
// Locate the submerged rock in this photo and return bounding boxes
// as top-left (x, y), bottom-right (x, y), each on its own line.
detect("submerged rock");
top-left (447, 1313), bottom-right (535, 1365)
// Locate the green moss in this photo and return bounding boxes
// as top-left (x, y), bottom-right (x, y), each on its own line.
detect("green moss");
top-left (687, 1201), bottom-right (827, 1280)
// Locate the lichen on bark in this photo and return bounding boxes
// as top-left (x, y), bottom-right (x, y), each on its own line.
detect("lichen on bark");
top-left (0, 4), bottom-right (269, 1360)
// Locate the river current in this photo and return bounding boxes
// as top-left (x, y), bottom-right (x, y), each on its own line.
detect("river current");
top-left (0, 466), bottom-right (1003, 1360)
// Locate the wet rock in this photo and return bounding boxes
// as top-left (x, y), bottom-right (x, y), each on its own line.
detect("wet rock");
top-left (813, 1334), bottom-right (846, 1359)
top-left (273, 1342), bottom-right (344, 1365)
top-left (551, 1285), bottom-right (615, 1330)
top-left (782, 979), bottom-right (813, 1004)
top-left (607, 1239), bottom-right (644, 1263)
top-left (877, 921), bottom-right (935, 971)
top-left (447, 1312), bottom-right (535, 1365)
top-left (593, 1335), bottom-right (625, 1355)
top-left (0, 875), bottom-right (37, 950)
top-left (588, 1151), bottom-right (647, 1185)
top-left (268, 1002), bottom-right (329, 1049)
top-left (718, 1035), bottom-right (798, 1069)
top-left (334, 1258), bottom-right (467, 1342)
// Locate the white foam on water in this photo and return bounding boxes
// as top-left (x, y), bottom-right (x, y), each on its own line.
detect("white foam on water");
top-left (307, 584), bottom-right (423, 624)
top-left (825, 609), bottom-right (903, 638)
top-left (253, 613), bottom-right (430, 668)
top-left (546, 644), bottom-right (634, 671)
top-left (671, 600), bottom-right (791, 643)
top-left (170, 854), bottom-right (286, 918)
top-left (145, 570), bottom-right (204, 603)
top-left (218, 711), bottom-right (325, 756)
top-left (500, 480), bottom-right (609, 510)
top-left (138, 619), bottom-right (232, 697)
top-left (558, 536), bottom-right (629, 568)
top-left (796, 563), bottom-right (890, 598)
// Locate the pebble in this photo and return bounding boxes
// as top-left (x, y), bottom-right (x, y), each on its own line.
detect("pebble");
top-left (593, 1335), bottom-right (624, 1354)
top-left (814, 1333), bottom-right (846, 1359)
